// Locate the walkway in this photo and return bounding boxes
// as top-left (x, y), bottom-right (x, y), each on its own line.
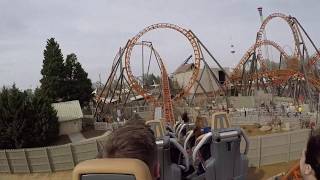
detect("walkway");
top-left (68, 132), bottom-right (86, 143)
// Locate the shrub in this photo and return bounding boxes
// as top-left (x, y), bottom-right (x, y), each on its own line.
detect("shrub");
top-left (0, 85), bottom-right (59, 149)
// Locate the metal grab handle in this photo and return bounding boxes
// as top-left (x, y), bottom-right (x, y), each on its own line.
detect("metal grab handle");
top-left (176, 123), bottom-right (183, 134)
top-left (169, 138), bottom-right (190, 172)
top-left (178, 124), bottom-right (186, 140)
top-left (184, 130), bottom-right (194, 150)
top-left (192, 132), bottom-right (212, 163)
top-left (241, 129), bottom-right (249, 155)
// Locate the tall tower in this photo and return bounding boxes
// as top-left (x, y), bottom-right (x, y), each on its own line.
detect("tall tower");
top-left (257, 7), bottom-right (272, 68)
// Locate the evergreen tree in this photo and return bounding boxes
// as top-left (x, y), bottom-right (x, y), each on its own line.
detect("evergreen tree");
top-left (40, 38), bottom-right (65, 102)
top-left (63, 53), bottom-right (93, 106)
top-left (0, 85), bottom-right (59, 149)
top-left (39, 38), bottom-right (93, 106)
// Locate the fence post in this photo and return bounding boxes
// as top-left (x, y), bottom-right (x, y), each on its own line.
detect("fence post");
top-left (95, 139), bottom-right (101, 155)
top-left (45, 148), bottom-right (53, 172)
top-left (4, 150), bottom-right (12, 173)
top-left (288, 131), bottom-right (292, 162)
top-left (258, 136), bottom-right (261, 168)
top-left (69, 144), bottom-right (76, 167)
top-left (23, 149), bottom-right (31, 173)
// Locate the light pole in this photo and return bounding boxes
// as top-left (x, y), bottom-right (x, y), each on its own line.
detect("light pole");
top-left (257, 7), bottom-right (273, 67)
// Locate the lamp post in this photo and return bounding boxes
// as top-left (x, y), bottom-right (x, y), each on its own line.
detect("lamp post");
top-left (257, 7), bottom-right (272, 68)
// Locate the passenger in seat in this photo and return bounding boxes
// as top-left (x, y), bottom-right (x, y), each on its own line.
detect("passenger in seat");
top-left (300, 134), bottom-right (320, 180)
top-left (101, 122), bottom-right (160, 180)
top-left (181, 111), bottom-right (190, 123)
top-left (180, 112), bottom-right (190, 139)
top-left (194, 116), bottom-right (209, 140)
top-left (193, 116), bottom-right (211, 175)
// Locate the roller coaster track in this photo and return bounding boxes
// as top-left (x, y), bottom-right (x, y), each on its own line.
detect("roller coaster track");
top-left (124, 24), bottom-right (203, 124)
top-left (255, 13), bottom-right (299, 60)
top-left (232, 39), bottom-right (290, 77)
top-left (231, 69), bottom-right (320, 91)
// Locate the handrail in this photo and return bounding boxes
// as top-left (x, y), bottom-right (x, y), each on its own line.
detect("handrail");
top-left (169, 138), bottom-right (190, 172)
top-left (241, 129), bottom-right (250, 155)
top-left (192, 132), bottom-right (212, 162)
top-left (184, 130), bottom-right (194, 151)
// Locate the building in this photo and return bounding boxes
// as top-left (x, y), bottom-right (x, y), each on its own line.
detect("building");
top-left (52, 100), bottom-right (84, 135)
top-left (172, 63), bottom-right (232, 95)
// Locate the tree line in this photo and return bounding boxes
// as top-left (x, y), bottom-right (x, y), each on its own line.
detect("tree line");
top-left (0, 38), bottom-right (93, 149)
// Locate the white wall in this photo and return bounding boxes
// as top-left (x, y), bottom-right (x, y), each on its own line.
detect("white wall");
top-left (59, 119), bottom-right (82, 135)
top-left (0, 134), bottom-right (108, 173)
top-left (240, 129), bottom-right (310, 167)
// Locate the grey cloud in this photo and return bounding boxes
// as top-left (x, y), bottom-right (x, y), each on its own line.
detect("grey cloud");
top-left (0, 0), bottom-right (319, 89)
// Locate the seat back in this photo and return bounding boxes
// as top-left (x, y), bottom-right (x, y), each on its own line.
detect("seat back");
top-left (158, 136), bottom-right (190, 180)
top-left (146, 120), bottom-right (165, 139)
top-left (211, 112), bottom-right (230, 130)
top-left (192, 128), bottom-right (249, 180)
top-left (72, 158), bottom-right (152, 180)
top-left (209, 128), bottom-right (249, 180)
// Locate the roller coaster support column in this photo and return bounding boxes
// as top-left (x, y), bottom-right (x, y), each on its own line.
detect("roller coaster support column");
top-left (190, 30), bottom-right (231, 107)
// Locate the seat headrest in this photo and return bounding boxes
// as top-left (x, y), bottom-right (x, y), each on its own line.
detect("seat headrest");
top-left (211, 112), bottom-right (230, 130)
top-left (146, 120), bottom-right (165, 139)
top-left (72, 158), bottom-right (153, 180)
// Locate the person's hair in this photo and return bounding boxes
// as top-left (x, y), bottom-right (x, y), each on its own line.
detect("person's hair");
top-left (181, 112), bottom-right (189, 123)
top-left (102, 122), bottom-right (157, 170)
top-left (305, 134), bottom-right (320, 179)
top-left (194, 116), bottom-right (207, 139)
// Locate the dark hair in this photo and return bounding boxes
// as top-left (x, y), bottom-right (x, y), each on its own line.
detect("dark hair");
top-left (194, 116), bottom-right (207, 139)
top-left (305, 134), bottom-right (320, 179)
top-left (102, 123), bottom-right (157, 170)
top-left (182, 112), bottom-right (189, 123)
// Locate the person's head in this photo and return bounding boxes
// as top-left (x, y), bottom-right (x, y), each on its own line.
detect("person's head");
top-left (102, 122), bottom-right (159, 179)
top-left (194, 116), bottom-right (207, 139)
top-left (181, 112), bottom-right (189, 123)
top-left (195, 116), bottom-right (207, 129)
top-left (300, 134), bottom-right (320, 180)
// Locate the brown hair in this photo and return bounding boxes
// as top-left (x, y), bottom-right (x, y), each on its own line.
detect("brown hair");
top-left (102, 122), bottom-right (157, 170)
top-left (194, 116), bottom-right (207, 139)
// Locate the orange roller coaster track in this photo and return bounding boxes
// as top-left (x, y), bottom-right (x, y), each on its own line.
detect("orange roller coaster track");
top-left (124, 23), bottom-right (202, 103)
top-left (256, 13), bottom-right (300, 60)
top-left (232, 39), bottom-right (290, 77)
top-left (124, 24), bottom-right (204, 123)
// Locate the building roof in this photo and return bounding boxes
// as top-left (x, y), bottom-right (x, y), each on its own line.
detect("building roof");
top-left (52, 100), bottom-right (83, 122)
top-left (173, 63), bottom-right (194, 74)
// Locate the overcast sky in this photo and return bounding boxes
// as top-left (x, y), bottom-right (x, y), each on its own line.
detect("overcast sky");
top-left (0, 0), bottom-right (319, 89)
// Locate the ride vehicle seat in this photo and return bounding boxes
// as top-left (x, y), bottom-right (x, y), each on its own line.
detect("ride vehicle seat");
top-left (211, 112), bottom-right (230, 130)
top-left (72, 158), bottom-right (152, 180)
top-left (157, 136), bottom-right (191, 180)
top-left (146, 120), bottom-right (166, 140)
top-left (146, 120), bottom-right (191, 180)
top-left (191, 128), bottom-right (249, 180)
top-left (178, 123), bottom-right (196, 143)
